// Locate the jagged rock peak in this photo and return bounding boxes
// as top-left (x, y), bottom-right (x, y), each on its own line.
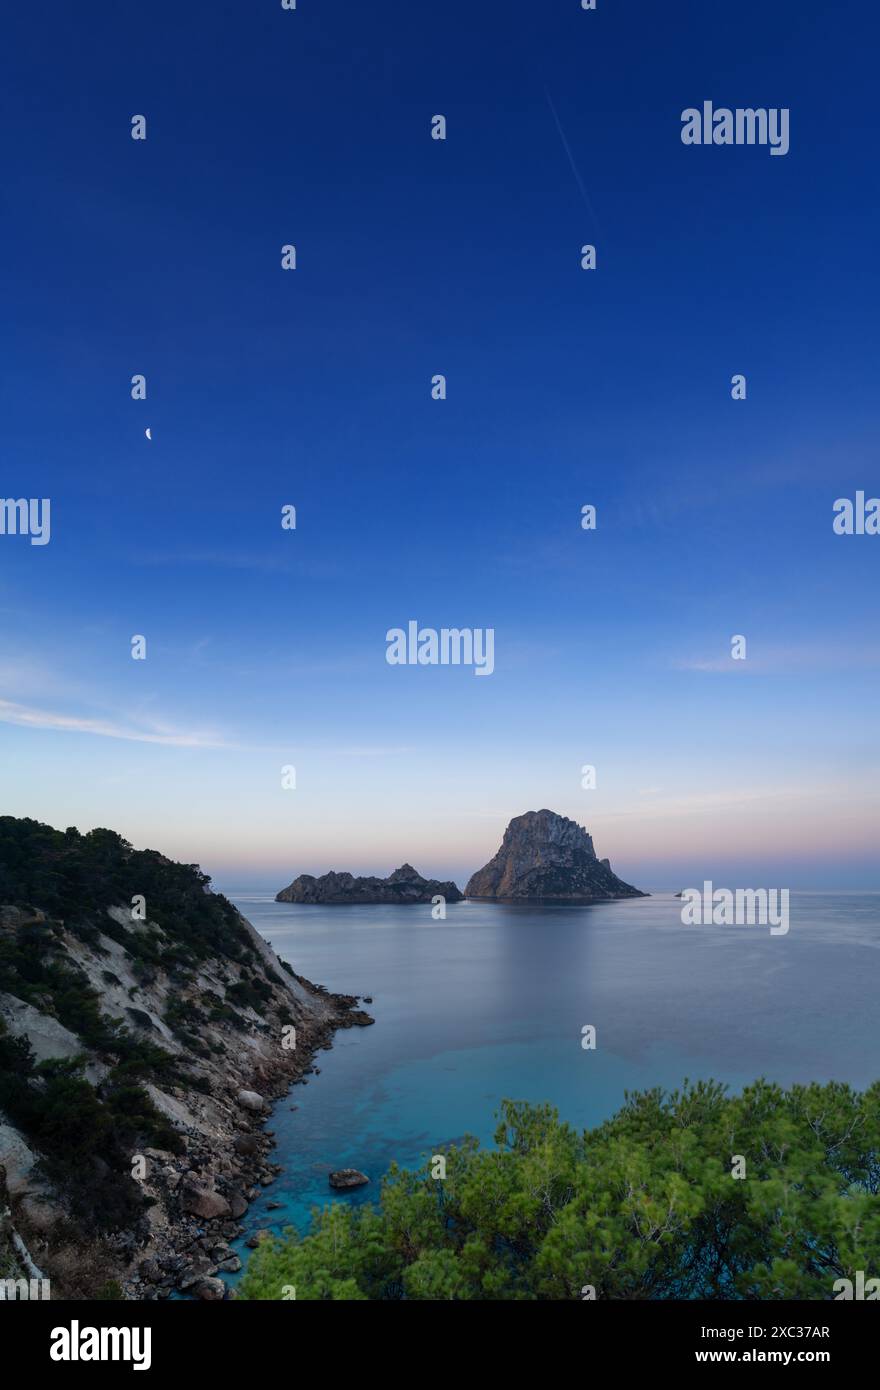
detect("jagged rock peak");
top-left (387, 864), bottom-right (420, 883)
top-left (465, 809), bottom-right (647, 902)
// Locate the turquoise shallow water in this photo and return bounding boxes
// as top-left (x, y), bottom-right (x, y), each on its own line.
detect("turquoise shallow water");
top-left (224, 891), bottom-right (880, 1279)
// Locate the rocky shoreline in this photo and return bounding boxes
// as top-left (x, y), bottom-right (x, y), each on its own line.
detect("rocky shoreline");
top-left (125, 980), bottom-right (373, 1301)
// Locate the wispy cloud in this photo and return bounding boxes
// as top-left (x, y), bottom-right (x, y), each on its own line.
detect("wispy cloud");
top-left (676, 642), bottom-right (880, 675)
top-left (676, 656), bottom-right (752, 673)
top-left (319, 745), bottom-right (417, 757)
top-left (132, 549), bottom-right (345, 580)
top-left (0, 698), bottom-right (229, 748)
top-left (0, 696), bottom-right (415, 758)
top-left (603, 783), bottom-right (880, 823)
top-left (133, 548), bottom-right (294, 574)
top-left (0, 656), bottom-right (91, 701)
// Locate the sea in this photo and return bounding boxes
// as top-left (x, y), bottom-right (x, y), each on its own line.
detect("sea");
top-left (223, 891), bottom-right (880, 1282)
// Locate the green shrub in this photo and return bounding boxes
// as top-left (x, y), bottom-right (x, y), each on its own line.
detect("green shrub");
top-left (240, 1081), bottom-right (880, 1301)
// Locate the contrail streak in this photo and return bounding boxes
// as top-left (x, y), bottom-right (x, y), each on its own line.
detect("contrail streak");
top-left (544, 88), bottom-right (602, 234)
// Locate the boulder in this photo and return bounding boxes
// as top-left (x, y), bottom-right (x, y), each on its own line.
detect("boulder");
top-left (232, 1135), bottom-right (263, 1157)
top-left (192, 1277), bottom-right (226, 1301)
top-left (178, 1261), bottom-right (218, 1291)
top-left (237, 1089), bottom-right (266, 1113)
top-left (329, 1169), bottom-right (369, 1190)
top-left (245, 1229), bottom-right (272, 1249)
top-left (228, 1189), bottom-right (248, 1219)
top-left (179, 1179), bottom-right (231, 1220)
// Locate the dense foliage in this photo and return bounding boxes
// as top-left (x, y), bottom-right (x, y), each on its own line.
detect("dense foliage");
top-left (0, 817), bottom-right (250, 964)
top-left (0, 1019), bottom-right (179, 1229)
top-left (240, 1081), bottom-right (880, 1300)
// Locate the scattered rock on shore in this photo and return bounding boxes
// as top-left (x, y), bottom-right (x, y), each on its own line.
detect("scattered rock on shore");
top-left (237, 1089), bottom-right (266, 1113)
top-left (192, 1277), bottom-right (226, 1301)
top-left (179, 1180), bottom-right (231, 1221)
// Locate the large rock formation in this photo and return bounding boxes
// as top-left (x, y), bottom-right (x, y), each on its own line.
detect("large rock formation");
top-left (276, 863), bottom-right (463, 905)
top-left (465, 810), bottom-right (646, 902)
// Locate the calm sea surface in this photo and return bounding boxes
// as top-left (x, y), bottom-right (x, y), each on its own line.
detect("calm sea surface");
top-left (225, 892), bottom-right (880, 1275)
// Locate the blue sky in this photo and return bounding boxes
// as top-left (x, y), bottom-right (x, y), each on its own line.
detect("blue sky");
top-left (2, 0), bottom-right (878, 890)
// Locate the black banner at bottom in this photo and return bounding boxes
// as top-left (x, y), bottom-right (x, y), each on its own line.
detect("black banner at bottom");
top-left (3, 1298), bottom-right (875, 1374)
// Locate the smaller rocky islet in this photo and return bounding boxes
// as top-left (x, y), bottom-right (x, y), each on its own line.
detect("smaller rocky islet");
top-left (276, 863), bottom-right (463, 905)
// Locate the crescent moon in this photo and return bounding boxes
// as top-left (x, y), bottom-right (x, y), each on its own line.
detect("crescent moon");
top-left (145, 428), bottom-right (152, 440)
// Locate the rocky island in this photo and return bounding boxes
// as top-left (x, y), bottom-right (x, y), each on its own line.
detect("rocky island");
top-left (276, 863), bottom-right (463, 905)
top-left (0, 816), bottom-right (372, 1300)
top-left (465, 809), bottom-right (647, 902)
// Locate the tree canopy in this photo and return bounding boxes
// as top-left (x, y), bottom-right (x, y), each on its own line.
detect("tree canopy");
top-left (0, 816), bottom-right (248, 963)
top-left (239, 1079), bottom-right (880, 1300)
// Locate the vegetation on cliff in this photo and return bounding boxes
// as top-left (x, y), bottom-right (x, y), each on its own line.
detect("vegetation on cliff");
top-left (0, 816), bottom-right (346, 1293)
top-left (0, 1019), bottom-right (177, 1230)
top-left (0, 819), bottom-right (244, 1233)
top-left (0, 817), bottom-right (251, 963)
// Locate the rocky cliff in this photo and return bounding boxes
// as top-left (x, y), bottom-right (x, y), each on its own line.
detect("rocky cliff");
top-left (276, 863), bottom-right (463, 905)
top-left (465, 810), bottom-right (647, 902)
top-left (0, 816), bottom-right (372, 1300)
